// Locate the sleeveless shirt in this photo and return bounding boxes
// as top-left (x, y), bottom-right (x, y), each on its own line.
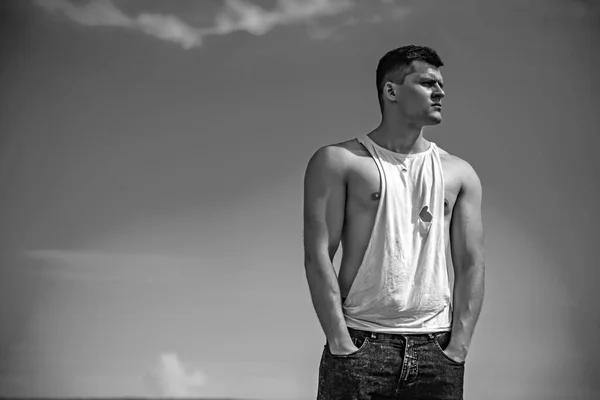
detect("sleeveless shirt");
top-left (342, 134), bottom-right (452, 333)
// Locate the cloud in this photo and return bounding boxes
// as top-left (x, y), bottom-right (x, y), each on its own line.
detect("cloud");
top-left (145, 352), bottom-right (206, 397)
top-left (34, 0), bottom-right (354, 49)
top-left (136, 13), bottom-right (203, 49)
top-left (34, 0), bottom-right (133, 27)
top-left (33, 0), bottom-right (202, 49)
top-left (209, 0), bottom-right (353, 36)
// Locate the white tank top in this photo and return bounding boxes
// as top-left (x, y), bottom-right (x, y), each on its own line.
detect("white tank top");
top-left (342, 134), bottom-right (452, 334)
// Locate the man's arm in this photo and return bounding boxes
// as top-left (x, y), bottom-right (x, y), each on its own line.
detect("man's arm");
top-left (303, 145), bottom-right (357, 355)
top-left (446, 160), bottom-right (485, 362)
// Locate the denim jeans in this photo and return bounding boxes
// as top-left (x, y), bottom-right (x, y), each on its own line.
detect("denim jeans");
top-left (317, 327), bottom-right (465, 399)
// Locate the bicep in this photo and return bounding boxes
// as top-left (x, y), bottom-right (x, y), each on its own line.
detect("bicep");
top-left (303, 147), bottom-right (346, 262)
top-left (450, 162), bottom-right (484, 271)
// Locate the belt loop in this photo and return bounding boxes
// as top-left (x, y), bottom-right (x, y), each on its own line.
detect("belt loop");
top-left (427, 333), bottom-right (435, 341)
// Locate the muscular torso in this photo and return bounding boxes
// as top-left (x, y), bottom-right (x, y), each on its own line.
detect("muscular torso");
top-left (333, 138), bottom-right (464, 298)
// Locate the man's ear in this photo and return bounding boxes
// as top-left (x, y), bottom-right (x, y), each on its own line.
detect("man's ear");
top-left (384, 82), bottom-right (397, 101)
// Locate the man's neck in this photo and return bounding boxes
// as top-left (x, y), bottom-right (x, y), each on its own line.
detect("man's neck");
top-left (368, 118), bottom-right (429, 155)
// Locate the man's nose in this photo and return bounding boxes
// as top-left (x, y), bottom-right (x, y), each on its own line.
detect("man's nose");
top-left (434, 84), bottom-right (445, 99)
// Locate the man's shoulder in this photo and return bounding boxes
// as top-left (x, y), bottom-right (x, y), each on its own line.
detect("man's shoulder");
top-left (307, 138), bottom-right (366, 166)
top-left (438, 148), bottom-right (476, 172)
top-left (438, 148), bottom-right (481, 190)
top-left (320, 137), bottom-right (365, 154)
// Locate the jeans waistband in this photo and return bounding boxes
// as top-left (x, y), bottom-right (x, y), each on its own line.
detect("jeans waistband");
top-left (348, 327), bottom-right (450, 342)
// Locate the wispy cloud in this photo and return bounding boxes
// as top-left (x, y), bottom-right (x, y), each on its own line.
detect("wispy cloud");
top-left (34, 0), bottom-right (132, 27)
top-left (33, 0), bottom-right (203, 49)
top-left (209, 0), bottom-right (353, 36)
top-left (34, 0), bottom-right (355, 49)
top-left (145, 352), bottom-right (206, 397)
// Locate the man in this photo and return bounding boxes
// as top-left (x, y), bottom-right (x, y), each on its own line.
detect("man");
top-left (303, 45), bottom-right (485, 399)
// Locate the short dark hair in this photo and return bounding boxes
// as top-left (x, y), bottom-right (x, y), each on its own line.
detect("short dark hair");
top-left (376, 45), bottom-right (444, 111)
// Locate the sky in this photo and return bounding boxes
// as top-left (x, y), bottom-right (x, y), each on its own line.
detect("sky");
top-left (0, 0), bottom-right (598, 398)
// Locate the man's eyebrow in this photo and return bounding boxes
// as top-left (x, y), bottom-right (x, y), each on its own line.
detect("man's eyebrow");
top-left (421, 75), bottom-right (444, 88)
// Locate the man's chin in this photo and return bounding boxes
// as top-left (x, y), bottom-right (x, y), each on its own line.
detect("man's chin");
top-left (425, 116), bottom-right (442, 126)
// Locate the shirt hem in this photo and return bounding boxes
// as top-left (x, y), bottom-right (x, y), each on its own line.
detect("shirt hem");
top-left (345, 320), bottom-right (452, 334)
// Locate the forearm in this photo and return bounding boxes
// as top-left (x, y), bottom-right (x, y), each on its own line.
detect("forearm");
top-left (305, 259), bottom-right (352, 347)
top-left (448, 264), bottom-right (485, 356)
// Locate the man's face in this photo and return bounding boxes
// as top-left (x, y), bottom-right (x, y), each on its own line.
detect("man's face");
top-left (386, 61), bottom-right (445, 126)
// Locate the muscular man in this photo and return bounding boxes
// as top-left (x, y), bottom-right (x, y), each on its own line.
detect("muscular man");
top-left (303, 45), bottom-right (485, 399)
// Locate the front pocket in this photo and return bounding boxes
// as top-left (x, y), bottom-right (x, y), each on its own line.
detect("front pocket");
top-left (432, 336), bottom-right (466, 365)
top-left (327, 336), bottom-right (371, 358)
